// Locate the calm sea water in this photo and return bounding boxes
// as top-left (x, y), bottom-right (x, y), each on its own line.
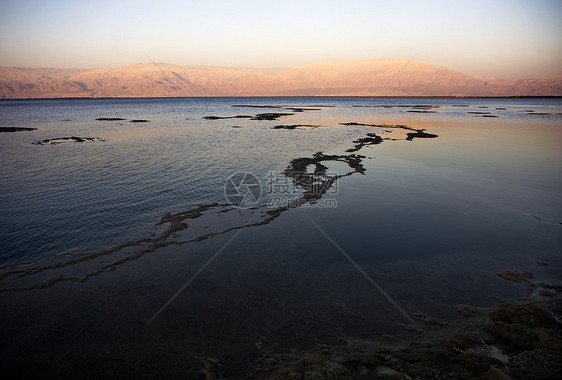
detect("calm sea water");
top-left (1, 97), bottom-right (561, 377)
top-left (1, 97), bottom-right (560, 265)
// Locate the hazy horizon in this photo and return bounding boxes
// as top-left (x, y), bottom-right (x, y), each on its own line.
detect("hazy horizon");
top-left (1, 0), bottom-right (561, 79)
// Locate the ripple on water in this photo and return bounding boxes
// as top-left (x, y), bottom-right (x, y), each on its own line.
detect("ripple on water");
top-left (1, 97), bottom-right (561, 265)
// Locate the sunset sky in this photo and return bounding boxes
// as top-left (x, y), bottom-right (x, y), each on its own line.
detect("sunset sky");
top-left (1, 0), bottom-right (561, 78)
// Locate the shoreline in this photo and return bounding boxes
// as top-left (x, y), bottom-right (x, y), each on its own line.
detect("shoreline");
top-left (2, 96), bottom-right (562, 101)
top-left (226, 272), bottom-right (561, 379)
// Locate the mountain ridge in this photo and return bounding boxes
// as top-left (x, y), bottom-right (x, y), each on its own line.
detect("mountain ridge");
top-left (1, 58), bottom-right (561, 98)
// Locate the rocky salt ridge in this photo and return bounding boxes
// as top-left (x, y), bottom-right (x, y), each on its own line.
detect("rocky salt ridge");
top-left (0, 127), bottom-right (37, 132)
top-left (0, 114), bottom-right (435, 292)
top-left (33, 136), bottom-right (106, 145)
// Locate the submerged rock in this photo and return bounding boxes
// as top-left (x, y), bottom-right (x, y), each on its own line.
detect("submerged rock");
top-left (232, 105), bottom-right (323, 112)
top-left (455, 304), bottom-right (479, 317)
top-left (2, 125), bottom-right (438, 295)
top-left (33, 137), bottom-right (106, 145)
top-left (251, 113), bottom-right (294, 121)
top-left (405, 130), bottom-right (439, 141)
top-left (527, 112), bottom-right (558, 116)
top-left (203, 115), bottom-right (252, 120)
top-left (241, 280), bottom-right (562, 380)
top-left (272, 124), bottom-right (320, 129)
top-left (284, 107), bottom-right (322, 112)
top-left (204, 112), bottom-right (296, 121)
top-left (347, 133), bottom-right (383, 152)
top-left (496, 270), bottom-right (534, 284)
top-left (0, 127), bottom-right (37, 132)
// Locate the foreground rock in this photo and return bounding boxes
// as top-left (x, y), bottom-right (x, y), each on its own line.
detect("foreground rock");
top-left (228, 276), bottom-right (561, 379)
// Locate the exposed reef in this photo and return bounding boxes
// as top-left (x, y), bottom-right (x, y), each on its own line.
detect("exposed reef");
top-left (272, 124), bottom-right (321, 129)
top-left (130, 119), bottom-right (150, 123)
top-left (1, 119), bottom-right (437, 291)
top-left (203, 112), bottom-right (294, 121)
top-left (203, 104), bottom-right (322, 121)
top-left (526, 111), bottom-right (562, 116)
top-left (339, 122), bottom-right (411, 128)
top-left (338, 122), bottom-right (439, 142)
top-left (0, 127), bottom-right (37, 132)
top-left (352, 105), bottom-right (440, 110)
top-left (252, 113), bottom-right (294, 121)
top-left (405, 130), bottom-right (439, 141)
top-left (33, 137), bottom-right (106, 145)
top-left (347, 133), bottom-right (383, 152)
top-left (96, 117), bottom-right (126, 121)
top-left (232, 105), bottom-right (323, 113)
top-left (203, 115), bottom-right (252, 120)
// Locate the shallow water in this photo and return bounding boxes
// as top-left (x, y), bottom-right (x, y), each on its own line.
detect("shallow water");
top-left (1, 97), bottom-right (561, 378)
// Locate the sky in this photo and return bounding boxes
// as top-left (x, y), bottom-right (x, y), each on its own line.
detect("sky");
top-left (0, 0), bottom-right (561, 78)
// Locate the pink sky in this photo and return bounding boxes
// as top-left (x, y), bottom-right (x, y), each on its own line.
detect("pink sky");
top-left (0, 0), bottom-right (561, 78)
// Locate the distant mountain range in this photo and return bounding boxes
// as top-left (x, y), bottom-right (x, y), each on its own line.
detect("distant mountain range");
top-left (1, 58), bottom-right (561, 98)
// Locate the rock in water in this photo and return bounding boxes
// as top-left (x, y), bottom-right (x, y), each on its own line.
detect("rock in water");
top-left (33, 137), bottom-right (106, 145)
top-left (0, 127), bottom-right (37, 132)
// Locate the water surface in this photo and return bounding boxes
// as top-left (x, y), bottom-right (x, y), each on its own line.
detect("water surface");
top-left (1, 97), bottom-right (561, 378)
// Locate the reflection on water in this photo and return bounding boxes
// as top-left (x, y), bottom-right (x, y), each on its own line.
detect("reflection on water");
top-left (1, 97), bottom-right (560, 264)
top-left (0, 97), bottom-right (561, 378)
